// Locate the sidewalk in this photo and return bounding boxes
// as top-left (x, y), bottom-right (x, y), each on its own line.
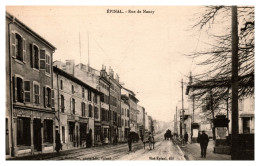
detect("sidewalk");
top-left (177, 140), bottom-right (231, 160)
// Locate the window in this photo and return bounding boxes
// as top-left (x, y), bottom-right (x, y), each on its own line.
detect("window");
top-left (88, 90), bottom-right (92, 101)
top-left (89, 105), bottom-right (92, 117)
top-left (71, 85), bottom-right (74, 94)
top-left (100, 93), bottom-right (104, 102)
top-left (33, 82), bottom-right (40, 105)
top-left (122, 108), bottom-right (124, 115)
top-left (40, 49), bottom-right (46, 70)
top-left (24, 81), bottom-right (31, 102)
top-left (31, 44), bottom-right (39, 69)
top-left (61, 95), bottom-right (65, 113)
top-left (62, 126), bottom-right (65, 143)
top-left (81, 102), bottom-right (86, 117)
top-left (43, 119), bottom-right (53, 143)
top-left (44, 87), bottom-right (52, 107)
top-left (127, 109), bottom-right (130, 117)
top-left (71, 98), bottom-right (75, 114)
top-left (11, 32), bottom-right (25, 62)
top-left (94, 93), bottom-right (97, 104)
top-left (15, 77), bottom-right (24, 103)
top-left (101, 108), bottom-right (105, 121)
top-left (60, 80), bottom-right (63, 90)
top-left (82, 87), bottom-right (85, 98)
top-left (94, 107), bottom-right (99, 119)
top-left (46, 54), bottom-right (51, 74)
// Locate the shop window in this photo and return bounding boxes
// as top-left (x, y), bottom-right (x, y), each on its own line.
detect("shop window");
top-left (69, 122), bottom-right (75, 142)
top-left (17, 117), bottom-right (31, 146)
top-left (43, 119), bottom-right (53, 143)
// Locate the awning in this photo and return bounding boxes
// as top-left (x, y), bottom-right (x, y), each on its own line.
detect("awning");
top-left (240, 113), bottom-right (254, 118)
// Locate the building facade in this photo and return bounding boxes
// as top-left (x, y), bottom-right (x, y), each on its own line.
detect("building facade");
top-left (121, 95), bottom-right (130, 142)
top-left (53, 61), bottom-right (101, 148)
top-left (6, 12), bottom-right (56, 157)
top-left (99, 67), bottom-right (111, 144)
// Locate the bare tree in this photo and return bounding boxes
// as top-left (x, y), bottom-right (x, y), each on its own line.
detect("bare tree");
top-left (188, 6), bottom-right (254, 105)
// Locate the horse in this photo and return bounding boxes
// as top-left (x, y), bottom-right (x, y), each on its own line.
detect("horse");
top-left (143, 135), bottom-right (155, 150)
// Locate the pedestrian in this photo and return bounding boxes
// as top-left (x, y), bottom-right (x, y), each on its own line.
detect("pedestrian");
top-left (127, 132), bottom-right (132, 151)
top-left (184, 132), bottom-right (189, 144)
top-left (198, 130), bottom-right (209, 158)
top-left (55, 133), bottom-right (62, 153)
top-left (86, 129), bottom-right (92, 148)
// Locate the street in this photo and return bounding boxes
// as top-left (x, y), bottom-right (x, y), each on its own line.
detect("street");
top-left (8, 133), bottom-right (185, 160)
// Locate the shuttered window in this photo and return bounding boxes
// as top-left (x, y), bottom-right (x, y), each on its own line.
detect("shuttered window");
top-left (46, 54), bottom-right (51, 74)
top-left (24, 81), bottom-right (30, 102)
top-left (11, 32), bottom-right (26, 62)
top-left (40, 49), bottom-right (46, 69)
top-left (33, 83), bottom-right (40, 105)
top-left (31, 44), bottom-right (39, 69)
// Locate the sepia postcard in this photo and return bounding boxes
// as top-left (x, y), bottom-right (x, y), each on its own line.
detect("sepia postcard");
top-left (3, 3), bottom-right (256, 164)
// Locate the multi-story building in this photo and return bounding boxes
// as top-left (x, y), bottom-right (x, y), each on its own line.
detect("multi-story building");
top-left (99, 66), bottom-right (111, 144)
top-left (53, 61), bottom-right (101, 147)
top-left (121, 95), bottom-right (130, 142)
top-left (137, 104), bottom-right (145, 137)
top-left (6, 12), bottom-right (56, 157)
top-left (108, 67), bottom-right (122, 142)
top-left (122, 88), bottom-right (139, 133)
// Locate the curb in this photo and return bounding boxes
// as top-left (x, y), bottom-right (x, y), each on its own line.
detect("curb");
top-left (176, 144), bottom-right (186, 160)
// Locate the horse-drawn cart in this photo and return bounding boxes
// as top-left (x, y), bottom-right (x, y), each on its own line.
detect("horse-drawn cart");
top-left (143, 132), bottom-right (155, 150)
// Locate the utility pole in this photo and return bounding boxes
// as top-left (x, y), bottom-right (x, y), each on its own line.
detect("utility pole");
top-left (181, 79), bottom-right (185, 147)
top-left (231, 5), bottom-right (239, 160)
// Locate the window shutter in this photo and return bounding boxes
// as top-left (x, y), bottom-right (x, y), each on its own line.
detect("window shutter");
top-left (30, 44), bottom-right (34, 68)
top-left (22, 38), bottom-right (26, 62)
top-left (43, 87), bottom-right (46, 107)
top-left (40, 49), bottom-right (46, 69)
top-left (13, 76), bottom-right (17, 102)
top-left (11, 31), bottom-right (16, 58)
top-left (24, 81), bottom-right (30, 102)
top-left (51, 89), bottom-right (55, 108)
top-left (70, 98), bottom-right (72, 114)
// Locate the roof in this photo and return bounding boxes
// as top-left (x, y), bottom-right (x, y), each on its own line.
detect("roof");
top-left (6, 12), bottom-right (56, 51)
top-left (53, 66), bottom-right (100, 94)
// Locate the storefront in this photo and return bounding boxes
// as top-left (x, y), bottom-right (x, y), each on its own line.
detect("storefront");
top-left (94, 122), bottom-right (101, 145)
top-left (12, 107), bottom-right (55, 156)
top-left (79, 117), bottom-right (88, 147)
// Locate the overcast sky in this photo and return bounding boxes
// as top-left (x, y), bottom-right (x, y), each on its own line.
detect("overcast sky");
top-left (6, 6), bottom-right (220, 122)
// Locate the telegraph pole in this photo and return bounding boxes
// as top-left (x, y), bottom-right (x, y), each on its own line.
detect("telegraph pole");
top-left (181, 79), bottom-right (185, 147)
top-left (231, 6), bottom-right (239, 160)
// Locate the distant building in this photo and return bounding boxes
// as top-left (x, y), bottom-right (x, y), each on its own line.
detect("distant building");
top-left (121, 95), bottom-right (130, 142)
top-left (6, 12), bottom-right (56, 157)
top-left (122, 88), bottom-right (139, 133)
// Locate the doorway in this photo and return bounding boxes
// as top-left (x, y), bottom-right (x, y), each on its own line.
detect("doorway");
top-left (33, 119), bottom-right (42, 151)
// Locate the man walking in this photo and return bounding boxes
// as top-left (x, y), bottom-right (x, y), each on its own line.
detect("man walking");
top-left (198, 130), bottom-right (209, 158)
top-left (184, 132), bottom-right (189, 144)
top-left (127, 133), bottom-right (132, 151)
